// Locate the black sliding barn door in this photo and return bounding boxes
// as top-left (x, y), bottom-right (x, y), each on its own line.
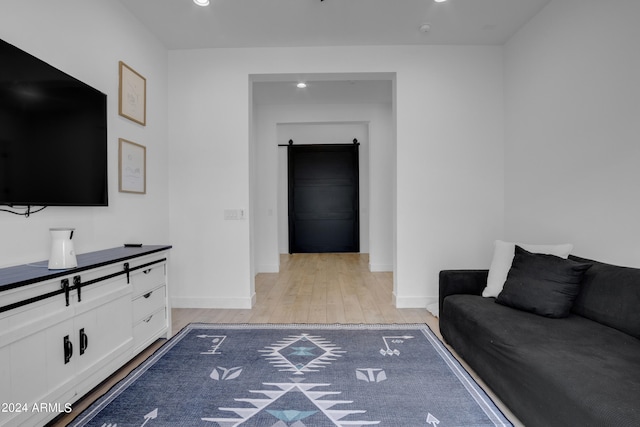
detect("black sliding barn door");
top-left (288, 144), bottom-right (360, 253)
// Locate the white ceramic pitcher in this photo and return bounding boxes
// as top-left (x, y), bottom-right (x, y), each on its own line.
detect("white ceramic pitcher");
top-left (48, 228), bottom-right (77, 270)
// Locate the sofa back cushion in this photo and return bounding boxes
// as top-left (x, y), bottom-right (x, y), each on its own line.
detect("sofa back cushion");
top-left (570, 255), bottom-right (640, 339)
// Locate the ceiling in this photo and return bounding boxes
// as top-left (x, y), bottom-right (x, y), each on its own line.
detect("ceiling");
top-left (118, 0), bottom-right (552, 50)
top-left (251, 73), bottom-right (394, 105)
top-left (253, 79), bottom-right (392, 105)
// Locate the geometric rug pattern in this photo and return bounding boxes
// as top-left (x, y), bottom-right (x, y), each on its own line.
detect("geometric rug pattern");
top-left (68, 323), bottom-right (513, 427)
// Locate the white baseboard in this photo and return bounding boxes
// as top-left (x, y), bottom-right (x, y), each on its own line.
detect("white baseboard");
top-left (369, 263), bottom-right (393, 272)
top-left (394, 297), bottom-right (427, 308)
top-left (393, 294), bottom-right (438, 310)
top-left (171, 296), bottom-right (253, 309)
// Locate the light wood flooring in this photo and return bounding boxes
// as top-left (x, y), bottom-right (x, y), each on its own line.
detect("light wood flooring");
top-left (172, 253), bottom-right (438, 330)
top-left (49, 253), bottom-right (520, 426)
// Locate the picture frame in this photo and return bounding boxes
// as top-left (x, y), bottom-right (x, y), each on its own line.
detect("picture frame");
top-left (119, 138), bottom-right (146, 194)
top-left (118, 61), bottom-right (146, 126)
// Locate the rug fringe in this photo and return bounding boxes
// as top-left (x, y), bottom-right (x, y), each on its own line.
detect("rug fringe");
top-left (185, 322), bottom-right (430, 330)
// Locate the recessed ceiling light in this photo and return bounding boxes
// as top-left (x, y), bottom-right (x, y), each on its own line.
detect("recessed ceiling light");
top-left (297, 82), bottom-right (307, 89)
top-left (434, 0), bottom-right (447, 3)
top-left (193, 0), bottom-right (210, 6)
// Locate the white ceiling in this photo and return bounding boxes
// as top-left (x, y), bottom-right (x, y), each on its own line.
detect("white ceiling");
top-left (118, 0), bottom-right (552, 50)
top-left (118, 0), bottom-right (552, 105)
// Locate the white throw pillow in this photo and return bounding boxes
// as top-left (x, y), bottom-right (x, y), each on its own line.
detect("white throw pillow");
top-left (482, 240), bottom-right (573, 298)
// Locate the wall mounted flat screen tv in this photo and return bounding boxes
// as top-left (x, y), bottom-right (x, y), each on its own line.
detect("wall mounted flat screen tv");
top-left (0, 39), bottom-right (108, 207)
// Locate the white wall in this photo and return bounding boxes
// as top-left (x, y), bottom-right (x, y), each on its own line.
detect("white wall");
top-left (168, 45), bottom-right (504, 309)
top-left (5, 0), bottom-right (635, 313)
top-left (504, 0), bottom-right (640, 266)
top-left (0, 0), bottom-right (170, 267)
top-left (394, 47), bottom-right (504, 307)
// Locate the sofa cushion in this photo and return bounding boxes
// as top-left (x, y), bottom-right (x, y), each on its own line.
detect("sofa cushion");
top-left (440, 294), bottom-right (640, 427)
top-left (483, 240), bottom-right (573, 298)
top-left (570, 255), bottom-right (640, 340)
top-left (495, 246), bottom-right (592, 318)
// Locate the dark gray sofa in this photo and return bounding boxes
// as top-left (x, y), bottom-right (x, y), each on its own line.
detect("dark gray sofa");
top-left (439, 255), bottom-right (640, 427)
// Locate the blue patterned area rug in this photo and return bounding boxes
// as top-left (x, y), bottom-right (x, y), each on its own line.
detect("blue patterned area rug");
top-left (69, 324), bottom-right (512, 427)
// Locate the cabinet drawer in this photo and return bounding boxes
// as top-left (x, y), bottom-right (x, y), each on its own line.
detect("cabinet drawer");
top-left (131, 263), bottom-right (165, 296)
top-left (133, 308), bottom-right (166, 348)
top-left (133, 285), bottom-right (166, 323)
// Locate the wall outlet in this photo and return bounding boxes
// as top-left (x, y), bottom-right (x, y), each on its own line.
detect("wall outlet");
top-left (224, 209), bottom-right (245, 220)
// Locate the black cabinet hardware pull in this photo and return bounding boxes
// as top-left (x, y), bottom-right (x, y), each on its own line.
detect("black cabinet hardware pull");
top-left (79, 328), bottom-right (89, 355)
top-left (74, 275), bottom-right (82, 302)
top-left (63, 335), bottom-right (73, 364)
top-left (143, 268), bottom-right (152, 274)
top-left (61, 279), bottom-right (70, 306)
top-left (143, 292), bottom-right (152, 299)
top-left (143, 315), bottom-right (153, 323)
top-left (124, 262), bottom-right (130, 284)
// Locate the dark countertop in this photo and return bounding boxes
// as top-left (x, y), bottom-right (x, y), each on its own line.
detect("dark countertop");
top-left (0, 245), bottom-right (172, 293)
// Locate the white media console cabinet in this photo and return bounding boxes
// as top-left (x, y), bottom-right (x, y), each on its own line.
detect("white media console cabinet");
top-left (0, 245), bottom-right (172, 427)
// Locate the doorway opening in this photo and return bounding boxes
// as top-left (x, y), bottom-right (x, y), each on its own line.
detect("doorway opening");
top-left (250, 72), bottom-right (395, 276)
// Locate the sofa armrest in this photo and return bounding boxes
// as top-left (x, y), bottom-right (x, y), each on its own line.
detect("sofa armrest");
top-left (438, 270), bottom-right (489, 315)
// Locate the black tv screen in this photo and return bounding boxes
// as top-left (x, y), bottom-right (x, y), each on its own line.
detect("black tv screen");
top-left (0, 39), bottom-right (108, 207)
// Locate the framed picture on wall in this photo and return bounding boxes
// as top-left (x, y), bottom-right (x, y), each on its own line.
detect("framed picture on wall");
top-left (118, 61), bottom-right (146, 125)
top-left (119, 138), bottom-right (146, 194)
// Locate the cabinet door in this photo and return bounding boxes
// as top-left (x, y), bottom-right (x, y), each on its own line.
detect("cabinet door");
top-left (3, 318), bottom-right (76, 427)
top-left (44, 318), bottom-right (78, 402)
top-left (0, 345), bottom-right (13, 426)
top-left (72, 276), bottom-right (133, 396)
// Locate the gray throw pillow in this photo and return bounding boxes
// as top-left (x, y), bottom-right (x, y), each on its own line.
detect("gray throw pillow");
top-left (496, 245), bottom-right (592, 318)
